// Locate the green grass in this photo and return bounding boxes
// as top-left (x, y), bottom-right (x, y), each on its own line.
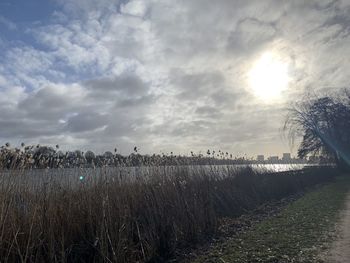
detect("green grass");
top-left (193, 176), bottom-right (350, 263)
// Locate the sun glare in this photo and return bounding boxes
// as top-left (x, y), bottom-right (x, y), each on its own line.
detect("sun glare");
top-left (248, 52), bottom-right (290, 102)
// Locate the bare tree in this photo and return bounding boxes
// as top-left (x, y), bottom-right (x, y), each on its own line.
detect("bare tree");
top-left (285, 90), bottom-right (350, 170)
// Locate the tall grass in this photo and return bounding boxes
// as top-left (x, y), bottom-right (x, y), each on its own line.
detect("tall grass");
top-left (0, 165), bottom-right (336, 262)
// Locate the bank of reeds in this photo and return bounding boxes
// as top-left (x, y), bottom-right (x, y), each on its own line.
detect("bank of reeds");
top-left (0, 166), bottom-right (336, 262)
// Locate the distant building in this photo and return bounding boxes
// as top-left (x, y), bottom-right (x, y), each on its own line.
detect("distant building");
top-left (282, 153), bottom-right (291, 162)
top-left (257, 155), bottom-right (265, 162)
top-left (268, 156), bottom-right (279, 163)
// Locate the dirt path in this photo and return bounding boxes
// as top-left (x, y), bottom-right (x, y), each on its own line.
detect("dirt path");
top-left (324, 192), bottom-right (350, 262)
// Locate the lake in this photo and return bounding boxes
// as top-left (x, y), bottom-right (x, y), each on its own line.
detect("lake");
top-left (0, 163), bottom-right (318, 190)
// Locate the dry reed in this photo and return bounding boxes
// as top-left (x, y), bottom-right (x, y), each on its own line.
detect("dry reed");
top-left (0, 165), bottom-right (336, 262)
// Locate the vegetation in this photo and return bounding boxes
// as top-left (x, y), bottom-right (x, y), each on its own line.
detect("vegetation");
top-left (192, 175), bottom-right (350, 263)
top-left (0, 165), bottom-right (336, 262)
top-left (285, 89), bottom-right (350, 170)
top-left (0, 144), bottom-right (305, 170)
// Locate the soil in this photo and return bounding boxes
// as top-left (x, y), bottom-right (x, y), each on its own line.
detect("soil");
top-left (323, 192), bottom-right (350, 263)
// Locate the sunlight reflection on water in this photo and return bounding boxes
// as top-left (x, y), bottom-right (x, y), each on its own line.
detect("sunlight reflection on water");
top-left (1, 164), bottom-right (318, 190)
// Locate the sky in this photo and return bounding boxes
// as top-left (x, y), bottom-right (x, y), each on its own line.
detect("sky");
top-left (0, 0), bottom-right (349, 156)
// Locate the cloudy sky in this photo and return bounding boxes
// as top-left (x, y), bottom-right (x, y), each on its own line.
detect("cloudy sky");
top-left (0, 0), bottom-right (349, 156)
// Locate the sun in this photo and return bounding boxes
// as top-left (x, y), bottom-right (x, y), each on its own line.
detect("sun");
top-left (248, 52), bottom-right (290, 102)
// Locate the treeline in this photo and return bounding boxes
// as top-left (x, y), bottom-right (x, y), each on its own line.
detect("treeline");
top-left (0, 144), bottom-right (255, 169)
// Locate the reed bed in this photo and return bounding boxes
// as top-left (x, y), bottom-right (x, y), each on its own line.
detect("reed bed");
top-left (0, 165), bottom-right (336, 262)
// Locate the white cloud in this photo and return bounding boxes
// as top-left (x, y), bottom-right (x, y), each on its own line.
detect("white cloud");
top-left (0, 74), bottom-right (7, 87)
top-left (0, 0), bottom-right (350, 155)
top-left (0, 85), bottom-right (26, 106)
top-left (0, 15), bottom-right (16, 30)
top-left (121, 0), bottom-right (149, 17)
top-left (55, 0), bottom-right (121, 18)
top-left (6, 47), bottom-right (54, 74)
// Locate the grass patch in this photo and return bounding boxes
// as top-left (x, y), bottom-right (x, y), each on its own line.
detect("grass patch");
top-left (193, 176), bottom-right (350, 263)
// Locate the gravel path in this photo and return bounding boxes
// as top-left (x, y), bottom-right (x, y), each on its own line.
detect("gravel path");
top-left (325, 191), bottom-right (350, 262)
